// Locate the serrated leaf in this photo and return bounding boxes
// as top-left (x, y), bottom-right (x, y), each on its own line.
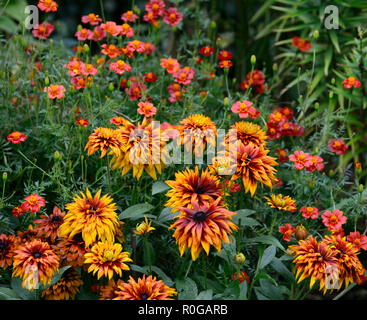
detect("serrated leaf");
top-left (119, 203), bottom-right (154, 220)
top-left (152, 181), bottom-right (170, 195)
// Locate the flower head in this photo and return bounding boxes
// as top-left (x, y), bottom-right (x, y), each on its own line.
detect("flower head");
top-left (34, 206), bottom-right (65, 243)
top-left (300, 206), bottom-right (319, 219)
top-left (135, 216), bottom-right (155, 235)
top-left (121, 10), bottom-right (139, 23)
top-left (342, 77), bottom-right (361, 89)
top-left (137, 101), bottom-right (157, 117)
top-left (0, 234), bottom-right (15, 269)
top-left (328, 138), bottom-right (348, 155)
top-left (160, 58), bottom-right (181, 74)
top-left (7, 131), bottom-right (27, 144)
top-left (200, 46), bottom-right (214, 56)
top-left (231, 100), bottom-right (260, 119)
top-left (37, 0), bottom-right (58, 12)
top-left (109, 60), bottom-right (132, 75)
top-left (292, 36), bottom-right (311, 52)
top-left (265, 194), bottom-right (296, 212)
top-left (347, 232), bottom-right (367, 251)
top-left (81, 13), bottom-right (102, 25)
top-left (85, 127), bottom-right (122, 158)
top-left (279, 224), bottom-right (295, 242)
top-left (321, 209), bottom-right (347, 231)
top-left (84, 242), bottom-right (132, 280)
top-left (163, 8), bottom-right (183, 26)
top-left (289, 150), bottom-right (312, 170)
top-left (21, 194), bottom-right (45, 213)
top-left (32, 22), bottom-right (54, 40)
top-left (43, 84), bottom-right (66, 99)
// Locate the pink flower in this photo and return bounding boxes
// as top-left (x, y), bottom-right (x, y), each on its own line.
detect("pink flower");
top-left (347, 232), bottom-right (367, 251)
top-left (160, 58), bottom-right (180, 74)
top-left (75, 28), bottom-right (93, 41)
top-left (121, 10), bottom-right (139, 23)
top-left (100, 21), bottom-right (122, 36)
top-left (120, 23), bottom-right (135, 37)
top-left (300, 206), bottom-right (319, 219)
top-left (32, 22), bottom-right (54, 40)
top-left (173, 67), bottom-right (195, 85)
top-left (37, 0), bottom-right (58, 12)
top-left (43, 84), bottom-right (66, 99)
top-left (21, 194), bottom-right (46, 213)
top-left (109, 60), bottom-right (132, 75)
top-left (321, 209), bottom-right (347, 230)
top-left (230, 100), bottom-right (260, 119)
top-left (328, 138), bottom-right (348, 155)
top-left (126, 40), bottom-right (146, 53)
top-left (90, 26), bottom-right (107, 41)
top-left (81, 13), bottom-right (102, 25)
top-left (162, 8), bottom-right (183, 26)
top-left (289, 150), bottom-right (312, 170)
top-left (143, 42), bottom-right (156, 55)
top-left (137, 101), bottom-right (157, 117)
top-left (342, 77), bottom-right (361, 89)
top-left (145, 0), bottom-right (166, 17)
top-left (82, 63), bottom-right (98, 77)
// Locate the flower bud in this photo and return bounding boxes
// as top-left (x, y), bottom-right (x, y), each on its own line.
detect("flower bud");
top-left (224, 97), bottom-right (229, 106)
top-left (313, 30), bottom-right (319, 39)
top-left (310, 179), bottom-right (315, 189)
top-left (108, 82), bottom-right (114, 91)
top-left (328, 169), bottom-right (335, 177)
top-left (331, 78), bottom-right (335, 85)
top-left (329, 91), bottom-right (334, 99)
top-left (295, 225), bottom-right (308, 241)
top-left (83, 44), bottom-right (90, 53)
top-left (234, 253), bottom-right (246, 264)
top-left (45, 76), bottom-right (49, 86)
top-left (210, 21), bottom-right (216, 29)
top-left (2, 172), bottom-right (7, 182)
top-left (314, 102), bottom-right (319, 110)
top-left (54, 151), bottom-right (62, 161)
top-left (355, 162), bottom-right (362, 173)
top-left (133, 6), bottom-right (140, 15)
top-left (272, 63), bottom-right (278, 72)
top-left (359, 184), bottom-right (364, 193)
top-left (250, 55), bottom-right (256, 65)
top-left (77, 24), bottom-right (83, 31)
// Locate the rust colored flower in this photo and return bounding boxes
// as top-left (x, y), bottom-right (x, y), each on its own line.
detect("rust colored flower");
top-left (289, 236), bottom-right (338, 293)
top-left (110, 116), bottom-right (128, 126)
top-left (231, 270), bottom-right (250, 284)
top-left (165, 166), bottom-right (224, 213)
top-left (289, 150), bottom-right (312, 170)
top-left (126, 40), bottom-right (145, 53)
top-left (226, 121), bottom-right (267, 148)
top-left (32, 22), bottom-right (54, 40)
top-left (59, 189), bottom-right (119, 247)
top-left (0, 234), bottom-right (15, 269)
top-left (12, 239), bottom-right (60, 291)
top-left (137, 101), bottom-right (157, 117)
top-left (328, 138), bottom-right (348, 155)
top-left (279, 224), bottom-right (295, 242)
top-left (37, 0), bottom-right (58, 12)
top-left (231, 142), bottom-right (278, 197)
top-left (116, 274), bottom-right (177, 300)
top-left (34, 206), bottom-right (65, 243)
top-left (85, 127), bottom-right (122, 158)
top-left (230, 100), bottom-right (260, 119)
top-left (143, 72), bottom-right (157, 83)
top-left (178, 114), bottom-right (217, 157)
top-left (21, 193), bottom-right (45, 213)
top-left (265, 194), bottom-right (296, 212)
top-left (76, 118), bottom-right (89, 127)
top-left (300, 206), bottom-right (319, 220)
top-left (12, 205), bottom-right (27, 218)
top-left (84, 242), bottom-right (132, 280)
top-left (43, 84), bottom-right (66, 99)
top-left (54, 234), bottom-right (86, 268)
top-left (135, 216), bottom-right (155, 236)
top-left (347, 232), bottom-right (367, 251)
top-left (169, 198), bottom-right (238, 261)
top-left (110, 118), bottom-right (168, 180)
top-left (163, 8), bottom-right (183, 26)
top-left (200, 46), bottom-right (214, 56)
top-left (15, 225), bottom-right (38, 246)
top-left (292, 36), bottom-right (312, 52)
top-left (321, 209), bottom-right (347, 231)
top-left (7, 131), bottom-right (27, 144)
top-left (240, 70), bottom-right (267, 94)
top-left (81, 13), bottom-right (102, 25)
top-left (41, 268), bottom-right (83, 300)
top-left (342, 77), bottom-right (361, 89)
top-left (98, 279), bottom-right (124, 299)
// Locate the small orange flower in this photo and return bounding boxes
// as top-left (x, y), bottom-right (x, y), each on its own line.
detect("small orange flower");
top-left (160, 58), bottom-right (180, 74)
top-left (342, 77), bottom-right (361, 89)
top-left (43, 84), bottom-right (66, 99)
top-left (292, 36), bottom-right (311, 52)
top-left (7, 131), bottom-right (27, 144)
top-left (0, 234), bottom-right (16, 269)
top-left (137, 101), bottom-right (157, 117)
top-left (21, 194), bottom-right (46, 213)
top-left (76, 118), bottom-right (89, 127)
top-left (37, 0), bottom-right (58, 13)
top-left (279, 224), bottom-right (295, 242)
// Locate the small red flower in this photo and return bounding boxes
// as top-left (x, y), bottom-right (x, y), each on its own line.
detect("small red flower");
top-left (32, 22), bottom-right (54, 40)
top-left (275, 148), bottom-right (288, 163)
top-left (347, 232), bottom-right (367, 251)
top-left (137, 101), bottom-right (157, 117)
top-left (21, 194), bottom-right (45, 213)
top-left (75, 28), bottom-right (93, 41)
top-left (218, 50), bottom-right (232, 61)
top-left (219, 60), bottom-right (233, 69)
top-left (109, 60), bottom-right (132, 75)
top-left (305, 155), bottom-right (324, 173)
top-left (292, 36), bottom-right (311, 52)
top-left (101, 44), bottom-right (122, 59)
top-left (231, 270), bottom-right (250, 284)
top-left (289, 151), bottom-right (312, 170)
top-left (110, 117), bottom-right (127, 126)
top-left (76, 118), bottom-right (89, 127)
top-left (12, 205), bottom-right (27, 218)
top-left (278, 224), bottom-right (295, 242)
top-left (143, 72), bottom-right (157, 83)
top-left (162, 8), bottom-right (183, 27)
top-left (321, 209), bottom-right (347, 231)
top-left (7, 131), bottom-right (27, 144)
top-left (328, 138), bottom-right (348, 155)
top-left (173, 67), bottom-right (195, 85)
top-left (145, 0), bottom-right (165, 17)
top-left (300, 206), bottom-right (319, 220)
top-left (199, 46), bottom-right (214, 56)
top-left (342, 77), bottom-right (361, 89)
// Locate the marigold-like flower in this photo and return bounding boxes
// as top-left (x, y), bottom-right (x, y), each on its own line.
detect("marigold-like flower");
top-left (347, 232), bottom-right (367, 251)
top-left (84, 242), bottom-right (132, 280)
top-left (143, 72), bottom-right (158, 83)
top-left (137, 101), bottom-right (157, 117)
top-left (32, 22), bottom-right (54, 40)
top-left (200, 46), bottom-right (214, 56)
top-left (173, 66), bottom-right (195, 85)
top-left (289, 150), bottom-right (312, 170)
top-left (292, 36), bottom-right (311, 52)
top-left (85, 127), bottom-right (122, 158)
top-left (37, 0), bottom-right (58, 12)
top-left (289, 236), bottom-right (338, 293)
top-left (231, 270), bottom-right (250, 284)
top-left (321, 209), bottom-right (347, 231)
top-left (59, 189), bottom-right (119, 247)
top-left (226, 121), bottom-right (267, 148)
top-left (218, 50), bottom-right (232, 61)
top-left (163, 8), bottom-right (183, 26)
top-left (279, 224), bottom-right (295, 242)
top-left (21, 193), bottom-right (45, 213)
top-left (110, 116), bottom-right (128, 126)
top-left (121, 10), bottom-right (139, 23)
top-left (101, 44), bottom-right (122, 59)
top-left (120, 23), bottom-right (135, 37)
top-left (231, 142), bottom-right (277, 197)
top-left (342, 77), bottom-right (361, 89)
top-left (178, 114), bottom-right (217, 157)
top-left (117, 274), bottom-right (177, 300)
top-left (90, 26), bottom-right (106, 41)
top-left (240, 70), bottom-right (267, 94)
top-left (81, 13), bottom-right (102, 25)
top-left (0, 234), bottom-right (15, 269)
top-left (110, 118), bottom-right (168, 180)
top-left (75, 28), bottom-right (93, 41)
top-left (12, 239), bottom-right (60, 291)
top-left (300, 206), bottom-right (319, 219)
top-left (265, 194), bottom-right (296, 212)
top-left (109, 60), bottom-right (132, 75)
top-left (219, 60), bottom-right (233, 69)
top-left (100, 21), bottom-right (122, 36)
top-left (160, 58), bottom-right (180, 74)
top-left (169, 198), bottom-right (238, 261)
top-left (7, 131), bottom-right (27, 144)
top-left (135, 216), bottom-right (155, 235)
top-left (12, 205), bottom-right (26, 217)
top-left (305, 155), bottom-right (324, 173)
top-left (76, 118), bottom-right (89, 127)
top-left (34, 206), bottom-right (65, 243)
top-left (145, 0), bottom-right (166, 17)
top-left (328, 138), bottom-right (348, 155)
top-left (41, 268), bottom-right (83, 300)
top-left (275, 148), bottom-right (288, 163)
top-left (231, 100), bottom-right (259, 119)
top-left (165, 166), bottom-right (224, 213)
top-left (43, 84), bottom-right (66, 99)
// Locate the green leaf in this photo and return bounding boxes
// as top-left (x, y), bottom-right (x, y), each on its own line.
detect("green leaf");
top-left (247, 235), bottom-right (285, 252)
top-left (42, 266), bottom-right (71, 290)
top-left (324, 47), bottom-right (333, 76)
top-left (0, 15), bottom-right (18, 34)
top-left (10, 278), bottom-right (36, 300)
top-left (176, 278), bottom-right (198, 300)
top-left (130, 265), bottom-right (174, 287)
top-left (233, 209), bottom-right (259, 228)
top-left (196, 289), bottom-right (213, 300)
top-left (0, 287), bottom-right (21, 300)
top-left (239, 281), bottom-right (248, 300)
top-left (152, 181), bottom-right (170, 195)
top-left (253, 273), bottom-right (278, 286)
top-left (270, 258), bottom-right (294, 283)
top-left (329, 30), bottom-right (340, 53)
top-left (259, 279), bottom-right (284, 300)
top-left (4, 0), bottom-right (27, 22)
top-left (119, 203), bottom-right (154, 220)
top-left (259, 245), bottom-right (276, 269)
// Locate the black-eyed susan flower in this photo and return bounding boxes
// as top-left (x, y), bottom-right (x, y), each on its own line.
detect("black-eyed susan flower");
top-left (12, 239), bottom-right (59, 291)
top-left (165, 166), bottom-right (224, 213)
top-left (264, 194), bottom-right (296, 212)
top-left (41, 268), bottom-right (83, 300)
top-left (99, 279), bottom-right (124, 300)
top-left (135, 216), bottom-right (155, 235)
top-left (169, 198), bottom-right (238, 261)
top-left (54, 234), bottom-right (86, 268)
top-left (0, 234), bottom-right (15, 269)
top-left (84, 242), bottom-right (132, 280)
top-left (34, 206), bottom-right (65, 243)
top-left (116, 274), bottom-right (177, 300)
top-left (225, 121), bottom-right (267, 148)
top-left (59, 189), bottom-right (119, 247)
top-left (85, 127), bottom-right (122, 158)
top-left (231, 142), bottom-right (277, 197)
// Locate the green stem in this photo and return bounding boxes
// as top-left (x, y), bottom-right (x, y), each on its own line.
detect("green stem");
top-left (202, 254), bottom-right (207, 290)
top-left (184, 260), bottom-right (193, 279)
top-left (106, 155), bottom-right (111, 194)
top-left (99, 0), bottom-right (105, 21)
top-left (269, 210), bottom-right (279, 235)
top-left (144, 236), bottom-right (152, 274)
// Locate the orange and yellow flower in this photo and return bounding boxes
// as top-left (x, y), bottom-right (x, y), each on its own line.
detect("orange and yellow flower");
top-left (264, 194), bottom-right (296, 212)
top-left (85, 127), bottom-right (123, 158)
top-left (7, 131), bottom-right (27, 144)
top-left (225, 121), bottom-right (267, 148)
top-left (135, 216), bottom-right (155, 236)
top-left (84, 242), bottom-right (132, 280)
top-left (59, 189), bottom-right (119, 247)
top-left (0, 234), bottom-right (16, 269)
top-left (34, 206), bottom-right (65, 243)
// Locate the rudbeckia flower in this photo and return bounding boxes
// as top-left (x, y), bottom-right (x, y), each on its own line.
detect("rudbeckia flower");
top-left (0, 234), bottom-right (15, 269)
top-left (225, 121), bottom-right (267, 148)
top-left (264, 194), bottom-right (296, 212)
top-left (34, 206), bottom-right (65, 243)
top-left (85, 127), bottom-right (122, 158)
top-left (135, 216), bottom-right (155, 235)
top-left (7, 131), bottom-right (27, 144)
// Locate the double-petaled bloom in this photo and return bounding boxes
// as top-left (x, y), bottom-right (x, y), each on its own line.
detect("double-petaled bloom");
top-left (173, 66), bottom-right (195, 85)
top-left (85, 127), bottom-right (123, 158)
top-left (137, 101), bottom-right (157, 117)
top-left (292, 36), bottom-right (312, 52)
top-left (84, 242), bottom-right (132, 280)
top-left (231, 100), bottom-right (260, 119)
top-left (32, 22), bottom-right (54, 40)
top-left (265, 194), bottom-right (296, 212)
top-left (342, 76), bottom-right (361, 89)
top-left (21, 194), bottom-right (45, 213)
top-left (300, 206), bottom-right (319, 219)
top-left (81, 13), bottom-right (102, 25)
top-left (162, 8), bottom-right (183, 26)
top-left (109, 60), bottom-right (132, 75)
top-left (279, 224), bottom-right (295, 242)
top-left (44, 84), bottom-right (66, 99)
top-left (160, 58), bottom-right (181, 74)
top-left (328, 138), bottom-right (348, 155)
top-left (121, 10), bottom-right (139, 23)
top-left (0, 234), bottom-right (15, 269)
top-left (12, 239), bottom-right (60, 291)
top-left (321, 209), bottom-right (347, 231)
top-left (59, 189), bottom-right (119, 247)
top-left (37, 0), bottom-right (58, 12)
top-left (225, 121), bottom-right (267, 149)
top-left (169, 198), bottom-right (238, 261)
top-left (165, 166), bottom-right (224, 213)
top-left (347, 232), bottom-right (367, 251)
top-left (34, 206), bottom-right (65, 243)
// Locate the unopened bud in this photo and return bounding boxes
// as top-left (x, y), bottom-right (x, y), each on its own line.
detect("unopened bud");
top-left (359, 184), bottom-right (364, 193)
top-left (77, 24), bottom-right (83, 31)
top-left (133, 6), bottom-right (140, 15)
top-left (329, 91), bottom-right (334, 99)
top-left (54, 151), bottom-right (62, 161)
top-left (210, 21), bottom-right (216, 29)
top-left (108, 83), bottom-right (114, 91)
top-left (2, 172), bottom-right (7, 182)
top-left (250, 55), bottom-right (256, 65)
top-left (83, 44), bottom-right (89, 53)
top-left (224, 97), bottom-right (229, 106)
top-left (329, 169), bottom-right (335, 177)
top-left (272, 63), bottom-right (278, 72)
top-left (234, 253), bottom-right (246, 264)
top-left (314, 102), bottom-right (319, 110)
top-left (331, 78), bottom-right (335, 85)
top-left (295, 225), bottom-right (308, 241)
top-left (45, 76), bottom-right (49, 86)
top-left (313, 30), bottom-right (319, 39)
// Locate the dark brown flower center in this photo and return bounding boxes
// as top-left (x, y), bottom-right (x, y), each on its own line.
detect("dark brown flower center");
top-left (140, 293), bottom-right (149, 300)
top-left (194, 187), bottom-right (206, 194)
top-left (193, 211), bottom-right (207, 222)
top-left (0, 241), bottom-right (7, 251)
top-left (32, 252), bottom-right (41, 259)
top-left (51, 215), bottom-right (62, 223)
